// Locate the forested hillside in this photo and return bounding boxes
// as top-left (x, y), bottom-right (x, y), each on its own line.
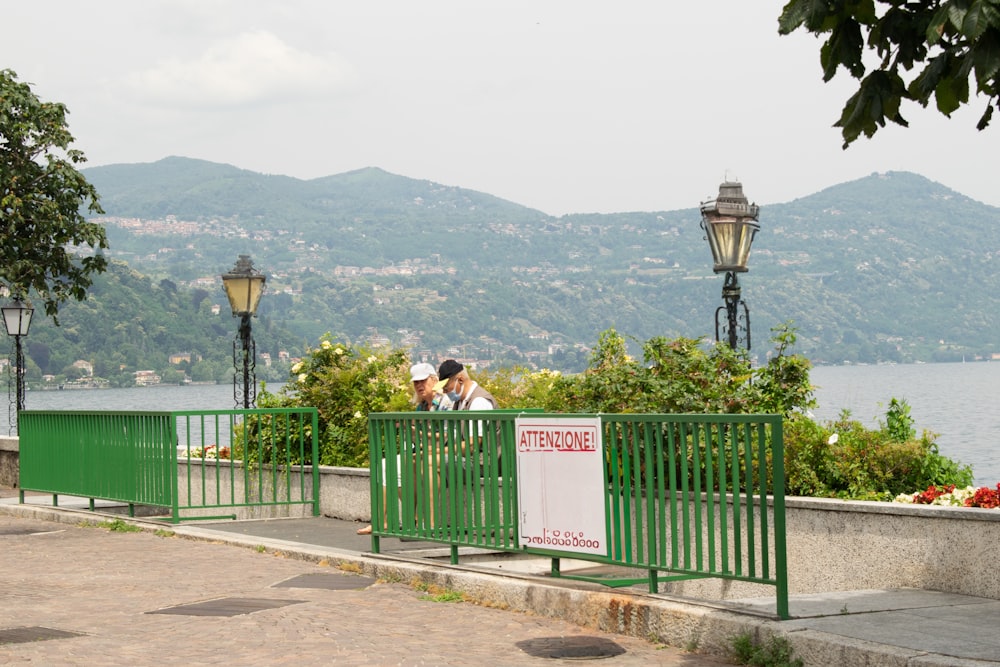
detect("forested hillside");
top-left (25, 159), bottom-right (1000, 383)
top-left (22, 261), bottom-right (302, 387)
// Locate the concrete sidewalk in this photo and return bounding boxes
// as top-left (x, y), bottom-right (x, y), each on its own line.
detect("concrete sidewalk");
top-left (2, 492), bottom-right (999, 665)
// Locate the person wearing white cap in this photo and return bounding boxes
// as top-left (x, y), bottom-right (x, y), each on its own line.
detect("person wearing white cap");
top-left (409, 362), bottom-right (449, 411)
top-left (357, 361), bottom-right (445, 535)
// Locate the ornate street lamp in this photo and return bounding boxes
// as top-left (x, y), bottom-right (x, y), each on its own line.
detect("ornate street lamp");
top-left (221, 255), bottom-right (266, 409)
top-left (2, 298), bottom-right (33, 434)
top-left (700, 181), bottom-right (760, 350)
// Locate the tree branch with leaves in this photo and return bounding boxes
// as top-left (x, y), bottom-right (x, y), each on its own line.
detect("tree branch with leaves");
top-left (0, 69), bottom-right (108, 321)
top-left (779, 0), bottom-right (1000, 146)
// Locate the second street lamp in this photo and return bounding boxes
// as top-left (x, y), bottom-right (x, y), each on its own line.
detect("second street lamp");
top-left (221, 255), bottom-right (266, 409)
top-left (699, 181), bottom-right (760, 350)
top-left (2, 297), bottom-right (33, 434)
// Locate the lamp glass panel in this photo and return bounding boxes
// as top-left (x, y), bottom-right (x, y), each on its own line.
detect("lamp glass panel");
top-left (1, 304), bottom-right (32, 336)
top-left (223, 275), bottom-right (265, 316)
top-left (705, 219), bottom-right (759, 273)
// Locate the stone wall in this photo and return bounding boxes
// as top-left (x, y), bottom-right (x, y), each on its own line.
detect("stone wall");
top-left (0, 437), bottom-right (18, 487)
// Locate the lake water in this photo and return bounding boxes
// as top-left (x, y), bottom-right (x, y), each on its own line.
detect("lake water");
top-left (5, 363), bottom-right (999, 486)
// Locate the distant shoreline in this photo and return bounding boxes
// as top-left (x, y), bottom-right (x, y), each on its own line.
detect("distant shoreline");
top-left (36, 381), bottom-right (221, 391)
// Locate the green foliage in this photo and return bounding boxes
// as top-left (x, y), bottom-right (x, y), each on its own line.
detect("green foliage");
top-left (18, 260), bottom-right (300, 388)
top-left (97, 519), bottom-right (141, 533)
top-left (473, 365), bottom-right (563, 410)
top-left (784, 402), bottom-right (973, 499)
top-left (246, 337), bottom-right (412, 467)
top-left (531, 324), bottom-right (816, 418)
top-left (778, 0), bottom-right (1000, 146)
top-left (884, 397), bottom-right (915, 442)
top-left (0, 69), bottom-right (108, 321)
top-left (731, 631), bottom-right (803, 667)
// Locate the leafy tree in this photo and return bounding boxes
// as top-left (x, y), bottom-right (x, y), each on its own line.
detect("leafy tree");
top-left (0, 69), bottom-right (108, 317)
top-left (779, 0), bottom-right (1000, 146)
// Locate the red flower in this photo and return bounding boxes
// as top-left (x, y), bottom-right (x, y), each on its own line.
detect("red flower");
top-left (913, 484), bottom-right (955, 504)
top-left (966, 486), bottom-right (1000, 509)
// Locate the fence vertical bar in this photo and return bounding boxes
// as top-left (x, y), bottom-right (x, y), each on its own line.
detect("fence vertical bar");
top-left (704, 421), bottom-right (717, 573)
top-left (691, 421), bottom-right (704, 571)
top-left (771, 417), bottom-right (789, 619)
top-left (641, 419), bottom-right (658, 569)
top-left (717, 423), bottom-right (730, 575)
top-left (742, 421), bottom-right (757, 578)
top-left (756, 422), bottom-right (771, 580)
top-left (665, 422), bottom-right (680, 569)
top-left (654, 420), bottom-right (668, 568)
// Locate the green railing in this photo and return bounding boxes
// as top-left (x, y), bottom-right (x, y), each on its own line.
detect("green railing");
top-left (18, 408), bottom-right (320, 523)
top-left (367, 411), bottom-right (788, 619)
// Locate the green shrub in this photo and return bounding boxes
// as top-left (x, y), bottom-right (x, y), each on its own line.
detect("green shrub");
top-left (515, 324), bottom-right (817, 417)
top-left (783, 401), bottom-right (973, 499)
top-left (237, 337), bottom-right (412, 467)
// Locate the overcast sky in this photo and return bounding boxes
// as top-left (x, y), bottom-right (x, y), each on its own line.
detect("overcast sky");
top-left (3, 1), bottom-right (995, 216)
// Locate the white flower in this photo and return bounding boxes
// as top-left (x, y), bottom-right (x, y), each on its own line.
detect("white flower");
top-left (321, 340), bottom-right (332, 349)
top-left (893, 493), bottom-right (915, 503)
top-left (291, 362), bottom-right (303, 373)
top-left (367, 356), bottom-right (377, 363)
top-left (354, 411), bottom-right (363, 419)
top-left (298, 373), bottom-right (307, 383)
top-left (827, 433), bottom-right (839, 445)
top-left (334, 348), bottom-right (345, 356)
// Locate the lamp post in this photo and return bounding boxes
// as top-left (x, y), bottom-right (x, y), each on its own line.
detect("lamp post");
top-left (221, 255), bottom-right (266, 409)
top-left (699, 181), bottom-right (760, 350)
top-left (2, 298), bottom-right (33, 434)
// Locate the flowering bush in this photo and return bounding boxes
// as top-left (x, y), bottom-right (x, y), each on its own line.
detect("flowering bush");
top-left (783, 399), bottom-right (974, 500)
top-left (178, 444), bottom-right (231, 460)
top-left (894, 483), bottom-right (1000, 508)
top-left (245, 336), bottom-right (412, 467)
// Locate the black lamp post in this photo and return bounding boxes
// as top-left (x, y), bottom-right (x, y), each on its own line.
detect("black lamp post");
top-left (2, 298), bottom-right (33, 434)
top-left (699, 181), bottom-right (760, 350)
top-left (221, 255), bottom-right (266, 409)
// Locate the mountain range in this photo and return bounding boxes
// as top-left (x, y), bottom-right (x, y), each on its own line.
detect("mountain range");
top-left (34, 157), bottom-right (1000, 381)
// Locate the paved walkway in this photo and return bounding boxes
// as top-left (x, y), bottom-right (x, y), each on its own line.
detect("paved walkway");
top-left (0, 505), bottom-right (728, 665)
top-left (2, 492), bottom-right (999, 665)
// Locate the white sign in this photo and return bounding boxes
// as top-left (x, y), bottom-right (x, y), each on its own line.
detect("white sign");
top-left (515, 417), bottom-right (606, 556)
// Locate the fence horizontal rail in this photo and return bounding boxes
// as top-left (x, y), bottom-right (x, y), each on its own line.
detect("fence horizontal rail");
top-left (367, 410), bottom-right (788, 619)
top-left (18, 408), bottom-right (320, 523)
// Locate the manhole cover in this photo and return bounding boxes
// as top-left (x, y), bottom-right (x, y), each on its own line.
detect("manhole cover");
top-left (0, 626), bottom-right (86, 645)
top-left (147, 597), bottom-right (303, 617)
top-left (273, 573), bottom-right (375, 590)
top-left (516, 636), bottom-right (626, 660)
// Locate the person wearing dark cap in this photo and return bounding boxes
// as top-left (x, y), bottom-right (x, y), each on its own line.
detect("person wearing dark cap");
top-left (434, 359), bottom-right (497, 411)
top-left (433, 359), bottom-right (500, 484)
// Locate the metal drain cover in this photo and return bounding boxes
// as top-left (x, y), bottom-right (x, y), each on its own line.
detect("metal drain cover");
top-left (516, 636), bottom-right (626, 660)
top-left (147, 597), bottom-right (303, 617)
top-left (273, 573), bottom-right (375, 590)
top-left (0, 626), bottom-right (86, 644)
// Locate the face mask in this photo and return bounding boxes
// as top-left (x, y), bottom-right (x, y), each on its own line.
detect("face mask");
top-left (446, 381), bottom-right (462, 403)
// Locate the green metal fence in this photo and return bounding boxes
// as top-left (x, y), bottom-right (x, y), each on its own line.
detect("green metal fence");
top-left (18, 408), bottom-right (320, 523)
top-left (367, 410), bottom-right (788, 619)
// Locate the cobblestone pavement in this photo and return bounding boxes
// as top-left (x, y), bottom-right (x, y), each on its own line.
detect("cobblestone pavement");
top-left (0, 515), bottom-right (732, 666)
